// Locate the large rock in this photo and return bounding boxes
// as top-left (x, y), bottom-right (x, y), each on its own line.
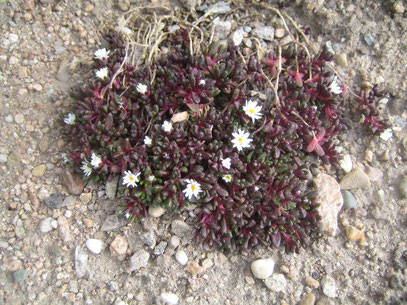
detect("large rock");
top-left (339, 167), bottom-right (370, 190)
top-left (314, 174), bottom-right (343, 236)
top-left (129, 250), bottom-right (150, 272)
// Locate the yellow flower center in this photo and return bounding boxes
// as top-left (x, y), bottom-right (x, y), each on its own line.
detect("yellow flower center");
top-left (226, 175), bottom-right (231, 179)
top-left (249, 109), bottom-right (255, 114)
top-left (191, 184), bottom-right (195, 191)
top-left (129, 176), bottom-right (134, 181)
top-left (238, 137), bottom-right (243, 143)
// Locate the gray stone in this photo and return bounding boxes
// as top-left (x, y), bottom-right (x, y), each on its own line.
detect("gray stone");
top-left (44, 192), bottom-right (65, 209)
top-left (39, 217), bottom-right (57, 233)
top-left (13, 269), bottom-right (28, 282)
top-left (0, 154), bottom-right (7, 163)
top-left (141, 231), bottom-right (156, 248)
top-left (364, 34), bottom-right (375, 46)
top-left (213, 18), bottom-right (232, 40)
top-left (208, 3), bottom-right (231, 14)
top-left (171, 220), bottom-right (192, 238)
top-left (252, 26), bottom-right (275, 41)
top-left (106, 176), bottom-right (119, 200)
top-left (251, 258), bottom-right (275, 280)
top-left (341, 190), bottom-right (358, 209)
top-left (231, 28), bottom-right (244, 46)
top-left (264, 273), bottom-right (286, 292)
top-left (154, 241), bottom-right (167, 256)
top-left (314, 174), bottom-right (343, 236)
top-left (321, 275), bottom-right (336, 298)
top-left (57, 216), bottom-right (72, 243)
top-left (0, 240), bottom-right (9, 249)
top-left (75, 246), bottom-right (88, 278)
top-left (399, 176), bottom-right (407, 198)
top-left (14, 113), bottom-right (24, 124)
top-left (129, 250), bottom-right (150, 272)
top-left (339, 167), bottom-right (371, 190)
top-left (101, 214), bottom-right (125, 231)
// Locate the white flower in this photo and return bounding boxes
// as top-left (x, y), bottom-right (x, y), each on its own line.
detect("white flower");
top-left (222, 174), bottom-right (232, 183)
top-left (147, 175), bottom-right (155, 182)
top-left (136, 83), bottom-right (148, 94)
top-left (329, 77), bottom-right (342, 95)
top-left (94, 48), bottom-right (110, 60)
top-left (199, 79), bottom-right (206, 86)
top-left (221, 157), bottom-right (231, 169)
top-left (122, 170), bottom-right (140, 188)
top-left (242, 100), bottom-right (262, 123)
top-left (182, 179), bottom-right (203, 200)
top-left (231, 129), bottom-right (253, 151)
top-left (81, 160), bottom-right (92, 177)
top-left (64, 113), bottom-right (76, 125)
top-left (95, 67), bottom-right (108, 79)
top-left (162, 121), bottom-right (173, 133)
top-left (90, 153), bottom-right (102, 168)
top-left (144, 136), bottom-right (152, 146)
top-left (61, 153), bottom-right (69, 163)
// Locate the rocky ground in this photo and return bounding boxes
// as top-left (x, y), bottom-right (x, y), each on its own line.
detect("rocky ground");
top-left (1, 0), bottom-right (407, 304)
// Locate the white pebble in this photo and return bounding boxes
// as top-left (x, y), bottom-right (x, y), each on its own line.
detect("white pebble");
top-left (64, 210), bottom-right (72, 218)
top-left (160, 292), bottom-right (179, 305)
top-left (322, 275), bottom-right (336, 298)
top-left (379, 128), bottom-right (393, 141)
top-left (86, 239), bottom-right (104, 254)
top-left (170, 236), bottom-right (180, 249)
top-left (39, 217), bottom-right (57, 233)
top-left (175, 250), bottom-right (188, 265)
top-left (251, 258), bottom-right (275, 279)
top-left (339, 154), bottom-right (352, 173)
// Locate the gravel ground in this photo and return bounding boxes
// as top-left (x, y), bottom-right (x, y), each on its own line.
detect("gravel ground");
top-left (1, 0), bottom-right (407, 304)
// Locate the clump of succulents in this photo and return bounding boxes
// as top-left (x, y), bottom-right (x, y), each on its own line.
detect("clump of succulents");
top-left (62, 28), bottom-right (386, 253)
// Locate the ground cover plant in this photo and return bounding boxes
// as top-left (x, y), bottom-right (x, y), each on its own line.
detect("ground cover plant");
top-left (62, 7), bottom-right (388, 254)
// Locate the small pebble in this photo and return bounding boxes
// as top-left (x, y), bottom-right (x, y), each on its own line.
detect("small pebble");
top-left (251, 258), bottom-right (275, 279)
top-left (339, 154), bottom-right (352, 173)
top-left (39, 217), bottom-right (57, 233)
top-left (32, 164), bottom-right (46, 177)
top-left (380, 128), bottom-right (393, 141)
top-left (64, 210), bottom-right (72, 218)
top-left (170, 235), bottom-right (180, 249)
top-left (0, 154), bottom-right (7, 163)
top-left (399, 176), bottom-right (407, 198)
top-left (342, 190), bottom-right (358, 209)
top-left (345, 225), bottom-right (365, 242)
top-left (86, 238), bottom-right (104, 254)
top-left (339, 167), bottom-right (370, 190)
top-left (175, 250), bottom-right (188, 265)
top-left (154, 241), bottom-right (167, 256)
top-left (391, 1), bottom-right (405, 14)
top-left (264, 273), bottom-right (286, 292)
top-left (274, 28), bottom-right (285, 39)
top-left (186, 260), bottom-right (204, 275)
top-left (79, 192), bottom-right (92, 204)
top-left (231, 28), bottom-right (244, 46)
top-left (336, 53), bottom-right (348, 67)
top-left (129, 250), bottom-right (150, 271)
top-left (252, 26), bottom-right (275, 41)
top-left (364, 34), bottom-right (375, 46)
top-left (299, 293), bottom-right (316, 305)
top-left (160, 292), bottom-right (179, 305)
top-left (321, 275), bottom-right (336, 298)
top-left (75, 246), bottom-right (88, 278)
top-left (141, 231), bottom-right (156, 248)
top-left (305, 276), bottom-right (320, 289)
top-left (110, 235), bottom-right (128, 256)
top-left (13, 269), bottom-right (28, 283)
top-left (33, 84), bottom-right (42, 91)
top-left (14, 113), bottom-right (24, 124)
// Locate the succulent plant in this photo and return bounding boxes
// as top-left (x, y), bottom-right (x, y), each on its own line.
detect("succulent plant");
top-left (62, 28), bottom-right (386, 253)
